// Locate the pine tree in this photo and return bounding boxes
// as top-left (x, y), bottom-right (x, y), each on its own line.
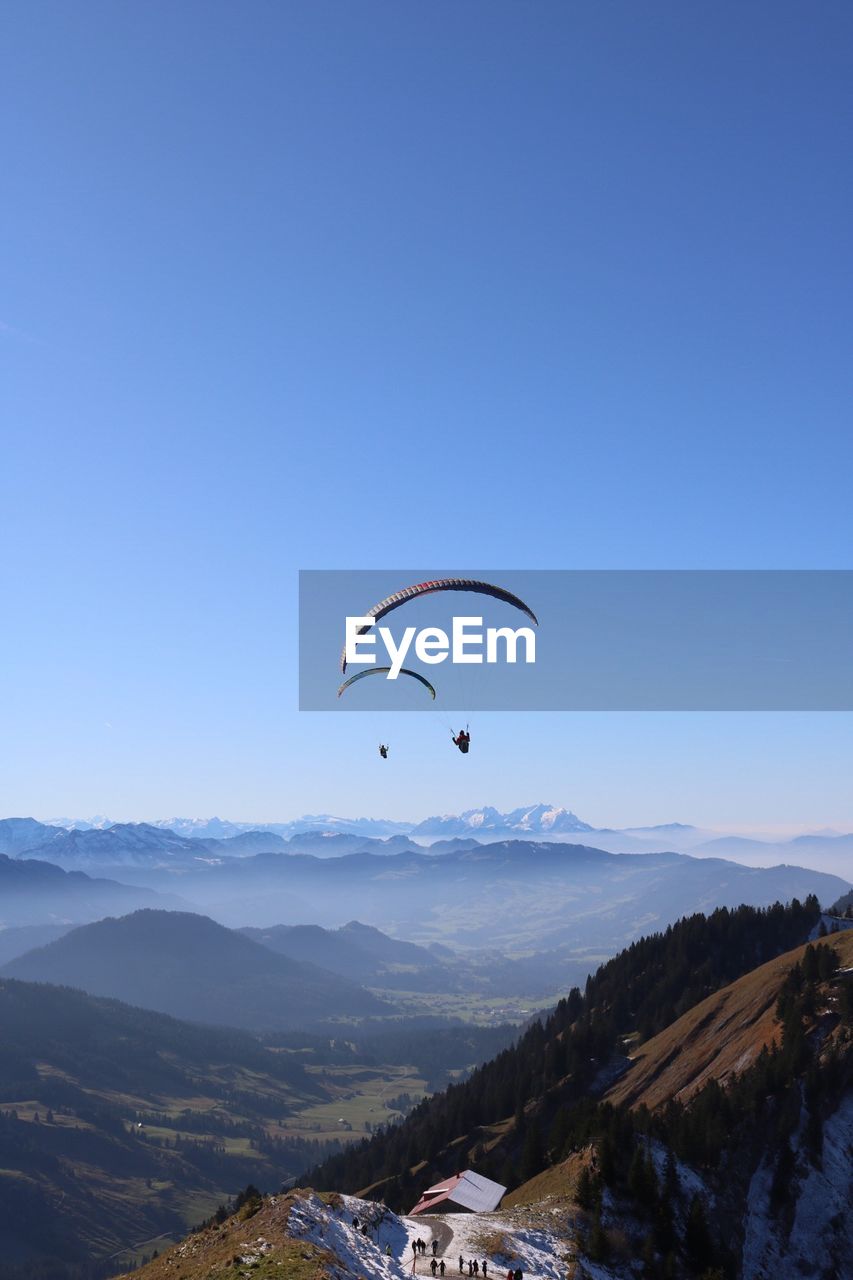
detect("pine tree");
top-left (685, 1194), bottom-right (713, 1272)
top-left (520, 1124), bottom-right (545, 1183)
top-left (598, 1132), bottom-right (617, 1185)
top-left (628, 1146), bottom-right (648, 1201)
top-left (640, 1233), bottom-right (656, 1276)
top-left (571, 1172), bottom-right (591, 1208)
top-left (587, 1211), bottom-right (608, 1262)
top-left (770, 1139), bottom-right (795, 1213)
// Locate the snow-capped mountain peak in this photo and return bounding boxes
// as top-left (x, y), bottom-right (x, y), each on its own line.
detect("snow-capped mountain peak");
top-left (411, 804), bottom-right (592, 839)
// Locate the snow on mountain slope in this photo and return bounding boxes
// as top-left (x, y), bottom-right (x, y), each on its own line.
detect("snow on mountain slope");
top-left (741, 1091), bottom-right (853, 1280)
top-left (411, 804), bottom-right (592, 838)
top-left (118, 1189), bottom-right (579, 1280)
top-left (403, 1209), bottom-right (569, 1280)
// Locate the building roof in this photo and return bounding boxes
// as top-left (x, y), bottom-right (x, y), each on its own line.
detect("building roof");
top-left (409, 1170), bottom-right (506, 1216)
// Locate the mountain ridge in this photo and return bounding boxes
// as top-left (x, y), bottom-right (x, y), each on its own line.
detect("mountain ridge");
top-left (2, 909), bottom-right (392, 1030)
top-left (0, 851), bottom-right (186, 925)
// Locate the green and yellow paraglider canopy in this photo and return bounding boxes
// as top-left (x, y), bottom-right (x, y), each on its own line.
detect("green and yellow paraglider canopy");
top-left (337, 666), bottom-right (436, 700)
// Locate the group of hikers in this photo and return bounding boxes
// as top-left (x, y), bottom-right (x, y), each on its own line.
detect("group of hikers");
top-left (410, 1237), bottom-right (435, 1257)
top-left (355, 1216), bottom-right (525, 1280)
top-left (409, 1239), bottom-right (523, 1280)
top-left (458, 1258), bottom-right (491, 1277)
top-left (460, 1260), bottom-right (522, 1280)
top-left (350, 1211), bottom-right (389, 1240)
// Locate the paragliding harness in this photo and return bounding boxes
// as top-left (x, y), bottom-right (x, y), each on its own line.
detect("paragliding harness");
top-left (452, 727), bottom-right (470, 754)
top-left (379, 744), bottom-right (389, 759)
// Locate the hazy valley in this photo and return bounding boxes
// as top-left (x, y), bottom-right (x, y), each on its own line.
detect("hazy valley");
top-left (0, 809), bottom-right (850, 1279)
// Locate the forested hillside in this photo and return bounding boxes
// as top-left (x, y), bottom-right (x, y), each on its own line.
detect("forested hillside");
top-left (307, 898), bottom-right (822, 1205)
top-left (117, 900), bottom-right (852, 1280)
top-left (0, 980), bottom-right (334, 1279)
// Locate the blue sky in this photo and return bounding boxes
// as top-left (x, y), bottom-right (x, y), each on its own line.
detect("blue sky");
top-left (2, 2), bottom-right (852, 829)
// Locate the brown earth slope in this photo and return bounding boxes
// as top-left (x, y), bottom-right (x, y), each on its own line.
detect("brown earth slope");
top-left (115, 1192), bottom-right (342, 1280)
top-left (605, 930), bottom-right (853, 1111)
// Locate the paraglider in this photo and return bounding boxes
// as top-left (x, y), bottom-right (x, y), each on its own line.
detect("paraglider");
top-left (337, 666), bottom-right (437, 700)
top-left (379, 744), bottom-right (389, 759)
top-left (452, 727), bottom-right (470, 754)
top-left (341, 578), bottom-right (538, 672)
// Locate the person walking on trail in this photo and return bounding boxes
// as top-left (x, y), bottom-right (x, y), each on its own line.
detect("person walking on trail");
top-left (468, 1263), bottom-right (474, 1277)
top-left (459, 1256), bottom-right (464, 1274)
top-left (439, 1261), bottom-right (446, 1276)
top-left (482, 1263), bottom-right (488, 1278)
top-left (431, 1259), bottom-right (438, 1276)
top-left (473, 1263), bottom-right (479, 1276)
top-left (432, 1240), bottom-right (438, 1257)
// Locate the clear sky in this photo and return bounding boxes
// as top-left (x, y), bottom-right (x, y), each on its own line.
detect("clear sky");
top-left (2, 2), bottom-right (852, 830)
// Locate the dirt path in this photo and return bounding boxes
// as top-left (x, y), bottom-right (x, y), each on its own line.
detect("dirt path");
top-left (408, 1218), bottom-right (456, 1273)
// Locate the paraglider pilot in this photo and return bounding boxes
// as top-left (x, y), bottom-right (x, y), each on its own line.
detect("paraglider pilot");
top-left (452, 728), bottom-right (470, 754)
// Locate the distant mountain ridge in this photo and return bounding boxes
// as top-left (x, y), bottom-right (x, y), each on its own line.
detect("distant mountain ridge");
top-left (0, 819), bottom-right (429, 870)
top-left (94, 839), bottom-right (850, 952)
top-left (241, 920), bottom-right (445, 986)
top-left (0, 851), bottom-right (185, 926)
top-left (6, 807), bottom-right (852, 879)
top-left (410, 803), bottom-right (593, 838)
top-left (41, 813), bottom-right (414, 839)
top-left (3, 909), bottom-right (392, 1029)
top-left (26, 803), bottom-right (594, 842)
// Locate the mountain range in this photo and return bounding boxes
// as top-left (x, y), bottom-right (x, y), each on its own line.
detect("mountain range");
top-left (2, 909), bottom-right (391, 1029)
top-left (0, 851), bottom-right (850, 1280)
top-left (15, 807), bottom-right (853, 878)
top-left (15, 804), bottom-right (606, 845)
top-left (127, 840), bottom-right (851, 945)
top-left (409, 803), bottom-right (592, 837)
top-left (3, 812), bottom-right (849, 996)
top-left (241, 919), bottom-right (443, 985)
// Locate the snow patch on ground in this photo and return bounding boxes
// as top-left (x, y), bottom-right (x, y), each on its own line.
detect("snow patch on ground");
top-left (401, 1212), bottom-right (569, 1280)
top-left (741, 1092), bottom-right (853, 1280)
top-left (647, 1139), bottom-right (711, 1207)
top-left (287, 1193), bottom-right (410, 1280)
top-left (808, 914), bottom-right (853, 941)
top-left (571, 1263), bottom-right (625, 1280)
top-left (282, 1193), bottom-right (575, 1280)
top-left (786, 1092), bottom-right (853, 1271)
